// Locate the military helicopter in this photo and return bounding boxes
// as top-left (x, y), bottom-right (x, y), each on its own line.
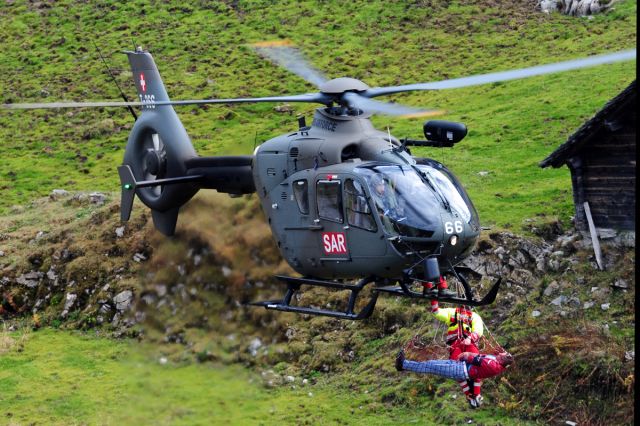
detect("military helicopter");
top-left (3, 43), bottom-right (634, 320)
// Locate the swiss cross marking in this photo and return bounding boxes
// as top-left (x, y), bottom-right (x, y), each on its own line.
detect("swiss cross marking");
top-left (140, 73), bottom-right (147, 92)
top-left (322, 232), bottom-right (348, 255)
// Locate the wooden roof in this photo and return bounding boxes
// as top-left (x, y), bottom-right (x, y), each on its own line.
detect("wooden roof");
top-left (539, 80), bottom-right (636, 168)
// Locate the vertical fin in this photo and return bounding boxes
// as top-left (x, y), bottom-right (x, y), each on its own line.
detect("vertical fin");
top-left (151, 207), bottom-right (181, 236)
top-left (126, 48), bottom-right (171, 104)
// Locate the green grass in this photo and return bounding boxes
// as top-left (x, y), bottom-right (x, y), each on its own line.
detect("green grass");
top-left (0, 328), bottom-right (533, 425)
top-left (0, 0), bottom-right (636, 228)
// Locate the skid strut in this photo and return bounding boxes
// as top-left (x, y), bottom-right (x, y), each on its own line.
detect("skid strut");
top-left (249, 275), bottom-right (379, 320)
top-left (375, 267), bottom-right (502, 307)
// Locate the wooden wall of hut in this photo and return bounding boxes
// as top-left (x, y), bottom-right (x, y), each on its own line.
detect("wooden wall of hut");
top-left (567, 107), bottom-right (636, 231)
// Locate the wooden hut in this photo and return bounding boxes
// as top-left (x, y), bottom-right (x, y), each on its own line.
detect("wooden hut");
top-left (540, 81), bottom-right (636, 236)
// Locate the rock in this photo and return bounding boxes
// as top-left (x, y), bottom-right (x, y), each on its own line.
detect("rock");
top-left (193, 254), bottom-right (202, 267)
top-left (548, 258), bottom-right (561, 271)
top-left (552, 250), bottom-right (565, 257)
top-left (222, 266), bottom-right (232, 278)
top-left (302, 379), bottom-right (309, 385)
top-left (113, 290), bottom-right (133, 312)
top-left (600, 303), bottom-right (610, 311)
top-left (159, 356), bottom-right (168, 365)
top-left (566, 421), bottom-right (577, 426)
top-left (613, 231), bottom-right (635, 248)
top-left (99, 303), bottom-right (112, 314)
top-left (550, 295), bottom-right (566, 307)
top-left (477, 171), bottom-right (490, 177)
top-left (63, 293), bottom-right (77, 312)
top-left (285, 327), bottom-right (296, 340)
top-left (46, 268), bottom-right (58, 281)
top-left (531, 310), bottom-right (541, 318)
top-left (16, 271), bottom-right (43, 288)
top-left (286, 375), bottom-right (295, 383)
top-left (567, 296), bottom-right (581, 308)
top-left (611, 279), bottom-right (628, 290)
top-left (115, 226), bottom-right (125, 238)
top-left (154, 284), bottom-right (167, 297)
top-left (583, 301), bottom-right (594, 309)
top-left (597, 228), bottom-right (617, 240)
top-left (177, 264), bottom-right (186, 276)
top-left (539, 0), bottom-right (559, 13)
top-left (274, 104), bottom-right (293, 113)
top-left (89, 192), bottom-right (106, 205)
top-left (543, 281), bottom-right (559, 297)
top-left (248, 337), bottom-right (263, 356)
top-left (624, 351), bottom-right (634, 362)
top-left (49, 189), bottom-right (70, 200)
top-left (0, 250), bottom-right (4, 256)
top-left (133, 253), bottom-right (147, 262)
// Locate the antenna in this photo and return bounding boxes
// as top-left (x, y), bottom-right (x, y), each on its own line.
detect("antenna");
top-left (92, 41), bottom-right (138, 121)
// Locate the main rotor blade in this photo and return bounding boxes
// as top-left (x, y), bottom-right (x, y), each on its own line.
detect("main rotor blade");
top-left (1, 93), bottom-right (332, 110)
top-left (364, 49), bottom-right (636, 98)
top-left (251, 40), bottom-right (328, 88)
top-left (341, 92), bottom-right (443, 117)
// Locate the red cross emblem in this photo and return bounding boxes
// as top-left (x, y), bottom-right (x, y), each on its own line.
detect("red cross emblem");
top-left (140, 73), bottom-right (146, 92)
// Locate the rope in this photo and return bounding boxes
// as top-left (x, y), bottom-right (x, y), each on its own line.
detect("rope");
top-left (401, 274), bottom-right (506, 361)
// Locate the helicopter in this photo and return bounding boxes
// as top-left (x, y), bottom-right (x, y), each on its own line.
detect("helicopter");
top-left (3, 43), bottom-right (635, 320)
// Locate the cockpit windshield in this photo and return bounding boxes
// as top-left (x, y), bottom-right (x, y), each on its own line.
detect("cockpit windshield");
top-left (416, 162), bottom-right (479, 227)
top-left (356, 165), bottom-right (442, 237)
top-left (356, 163), bottom-right (479, 237)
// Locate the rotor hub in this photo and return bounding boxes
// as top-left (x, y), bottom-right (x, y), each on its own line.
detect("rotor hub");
top-left (319, 77), bottom-right (369, 95)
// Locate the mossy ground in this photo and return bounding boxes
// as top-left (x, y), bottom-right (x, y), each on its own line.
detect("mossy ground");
top-left (1, 327), bottom-right (534, 425)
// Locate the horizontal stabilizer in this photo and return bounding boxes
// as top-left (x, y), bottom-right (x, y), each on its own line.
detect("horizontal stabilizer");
top-left (117, 165), bottom-right (137, 222)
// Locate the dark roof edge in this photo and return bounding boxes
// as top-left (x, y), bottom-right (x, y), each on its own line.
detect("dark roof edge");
top-left (540, 80), bottom-right (636, 168)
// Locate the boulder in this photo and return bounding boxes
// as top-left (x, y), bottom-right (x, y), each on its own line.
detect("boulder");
top-left (113, 290), bottom-right (133, 312)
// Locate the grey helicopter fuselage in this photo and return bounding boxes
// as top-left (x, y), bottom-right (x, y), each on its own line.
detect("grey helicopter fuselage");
top-left (253, 107), bottom-right (480, 280)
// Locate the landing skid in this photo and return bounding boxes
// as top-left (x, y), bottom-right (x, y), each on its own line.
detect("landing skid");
top-left (376, 268), bottom-right (502, 307)
top-left (248, 275), bottom-right (379, 320)
top-left (249, 269), bottom-right (501, 320)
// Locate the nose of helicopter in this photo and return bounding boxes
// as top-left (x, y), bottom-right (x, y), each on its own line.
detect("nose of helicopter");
top-left (439, 213), bottom-right (479, 264)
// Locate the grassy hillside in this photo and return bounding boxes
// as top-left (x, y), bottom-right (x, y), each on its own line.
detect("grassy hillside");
top-left (0, 0), bottom-right (636, 228)
top-left (0, 2), bottom-right (636, 425)
top-left (7, 328), bottom-right (526, 425)
top-left (0, 191), bottom-right (634, 424)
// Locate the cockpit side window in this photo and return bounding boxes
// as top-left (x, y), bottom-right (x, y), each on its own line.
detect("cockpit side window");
top-left (345, 179), bottom-right (376, 232)
top-left (317, 180), bottom-right (343, 223)
top-left (293, 179), bottom-right (309, 214)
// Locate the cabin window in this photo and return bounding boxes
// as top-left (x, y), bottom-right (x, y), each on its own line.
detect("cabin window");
top-left (317, 180), bottom-right (343, 222)
top-left (293, 179), bottom-right (309, 214)
top-left (345, 179), bottom-right (376, 232)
